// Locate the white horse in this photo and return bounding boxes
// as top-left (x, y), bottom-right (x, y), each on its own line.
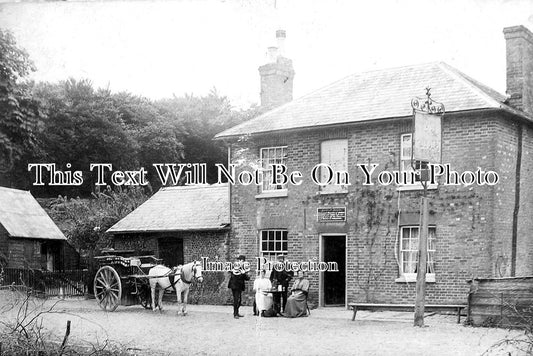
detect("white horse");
top-left (148, 261), bottom-right (203, 315)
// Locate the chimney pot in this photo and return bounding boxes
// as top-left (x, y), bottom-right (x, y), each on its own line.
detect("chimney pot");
top-left (276, 29), bottom-right (286, 57)
top-left (267, 46), bottom-right (278, 63)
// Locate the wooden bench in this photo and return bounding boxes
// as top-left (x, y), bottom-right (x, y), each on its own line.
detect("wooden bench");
top-left (349, 303), bottom-right (467, 324)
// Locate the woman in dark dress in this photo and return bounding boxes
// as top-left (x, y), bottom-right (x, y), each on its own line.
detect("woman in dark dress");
top-left (283, 270), bottom-right (309, 318)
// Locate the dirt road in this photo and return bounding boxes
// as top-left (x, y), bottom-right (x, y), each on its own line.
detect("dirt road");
top-left (0, 293), bottom-right (524, 355)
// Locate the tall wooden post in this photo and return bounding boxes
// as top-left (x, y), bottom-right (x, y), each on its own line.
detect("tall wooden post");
top-left (414, 194), bottom-right (429, 326)
top-left (411, 88), bottom-right (444, 327)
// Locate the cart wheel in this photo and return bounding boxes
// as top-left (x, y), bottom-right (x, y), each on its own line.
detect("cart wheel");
top-left (94, 266), bottom-right (122, 312)
top-left (138, 283), bottom-right (157, 309)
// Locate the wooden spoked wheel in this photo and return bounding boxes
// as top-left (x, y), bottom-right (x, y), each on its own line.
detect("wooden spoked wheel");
top-left (138, 282), bottom-right (153, 310)
top-left (94, 266), bottom-right (122, 312)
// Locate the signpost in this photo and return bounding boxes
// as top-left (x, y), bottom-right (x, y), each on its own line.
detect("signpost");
top-left (411, 88), bottom-right (444, 327)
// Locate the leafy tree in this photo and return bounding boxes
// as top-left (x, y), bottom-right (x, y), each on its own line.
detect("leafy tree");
top-left (48, 186), bottom-right (150, 253)
top-left (155, 89), bottom-right (260, 183)
top-left (32, 79), bottom-right (141, 196)
top-left (0, 29), bottom-right (44, 187)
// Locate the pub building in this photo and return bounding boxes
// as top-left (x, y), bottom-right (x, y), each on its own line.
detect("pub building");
top-left (214, 27), bottom-right (533, 307)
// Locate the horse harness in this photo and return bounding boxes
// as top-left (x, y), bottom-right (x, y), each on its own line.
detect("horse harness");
top-left (165, 263), bottom-right (198, 291)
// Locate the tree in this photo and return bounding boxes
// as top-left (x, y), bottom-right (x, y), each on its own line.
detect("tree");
top-left (0, 29), bottom-right (44, 187)
top-left (48, 186), bottom-right (150, 253)
top-left (32, 79), bottom-right (141, 196)
top-left (155, 89), bottom-right (260, 183)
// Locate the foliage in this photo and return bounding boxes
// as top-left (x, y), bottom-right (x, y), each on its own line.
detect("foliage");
top-left (0, 29), bottom-right (44, 186)
top-left (484, 305), bottom-right (533, 355)
top-left (28, 82), bottom-right (257, 195)
top-left (32, 79), bottom-right (141, 196)
top-left (155, 89), bottom-right (261, 184)
top-left (0, 29), bottom-right (261, 196)
top-left (0, 289), bottom-right (136, 355)
top-left (48, 187), bottom-right (150, 252)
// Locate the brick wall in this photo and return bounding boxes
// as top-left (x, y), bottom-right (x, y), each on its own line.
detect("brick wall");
top-left (517, 123), bottom-right (533, 275)
top-left (259, 57), bottom-right (294, 110)
top-left (504, 26), bottom-right (533, 115)
top-left (114, 230), bottom-right (232, 305)
top-left (229, 111), bottom-right (533, 306)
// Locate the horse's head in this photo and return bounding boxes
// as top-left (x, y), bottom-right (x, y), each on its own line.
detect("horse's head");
top-left (193, 260), bottom-right (203, 283)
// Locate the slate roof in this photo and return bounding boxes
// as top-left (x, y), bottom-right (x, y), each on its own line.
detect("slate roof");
top-left (107, 184), bottom-right (230, 234)
top-left (216, 62), bottom-right (530, 138)
top-left (0, 187), bottom-right (66, 240)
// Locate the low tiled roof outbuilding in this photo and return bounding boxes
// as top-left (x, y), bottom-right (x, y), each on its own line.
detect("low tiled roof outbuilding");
top-left (107, 184), bottom-right (230, 234)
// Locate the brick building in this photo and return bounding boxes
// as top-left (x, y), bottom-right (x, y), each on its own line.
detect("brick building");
top-left (0, 186), bottom-right (79, 271)
top-left (107, 184), bottom-right (231, 304)
top-left (214, 26), bottom-right (533, 307)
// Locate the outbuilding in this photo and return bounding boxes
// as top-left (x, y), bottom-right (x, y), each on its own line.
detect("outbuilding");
top-left (107, 184), bottom-right (231, 304)
top-left (0, 186), bottom-right (78, 271)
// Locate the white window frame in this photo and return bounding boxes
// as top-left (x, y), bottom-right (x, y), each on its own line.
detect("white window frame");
top-left (260, 230), bottom-right (288, 260)
top-left (260, 146), bottom-right (287, 194)
top-left (319, 139), bottom-right (348, 194)
top-left (400, 133), bottom-right (413, 173)
top-left (396, 225), bottom-right (436, 283)
top-left (397, 133), bottom-right (437, 191)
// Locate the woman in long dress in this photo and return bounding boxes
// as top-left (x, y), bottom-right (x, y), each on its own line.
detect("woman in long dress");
top-left (283, 270), bottom-right (310, 318)
top-left (253, 269), bottom-right (273, 315)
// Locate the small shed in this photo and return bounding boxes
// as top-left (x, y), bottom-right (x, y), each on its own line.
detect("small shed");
top-left (107, 184), bottom-right (231, 304)
top-left (467, 276), bottom-right (533, 328)
top-left (0, 186), bottom-right (77, 271)
top-left (108, 184), bottom-right (230, 265)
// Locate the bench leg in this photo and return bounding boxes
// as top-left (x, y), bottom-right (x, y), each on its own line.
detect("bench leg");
top-left (457, 308), bottom-right (461, 324)
top-left (352, 307), bottom-right (357, 321)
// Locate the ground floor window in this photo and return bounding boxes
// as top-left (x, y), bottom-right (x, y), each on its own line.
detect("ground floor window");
top-left (399, 226), bottom-right (436, 281)
top-left (260, 230), bottom-right (288, 259)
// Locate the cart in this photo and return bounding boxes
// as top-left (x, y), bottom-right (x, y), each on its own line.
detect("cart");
top-left (93, 250), bottom-right (168, 312)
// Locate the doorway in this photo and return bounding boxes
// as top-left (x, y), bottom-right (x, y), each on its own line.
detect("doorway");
top-left (321, 235), bottom-right (346, 306)
top-left (158, 237), bottom-right (184, 267)
top-left (40, 242), bottom-right (61, 271)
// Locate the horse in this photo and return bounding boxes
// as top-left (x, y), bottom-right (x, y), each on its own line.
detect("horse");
top-left (148, 261), bottom-right (203, 315)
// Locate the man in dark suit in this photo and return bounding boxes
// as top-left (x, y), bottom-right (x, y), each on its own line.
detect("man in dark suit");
top-left (269, 254), bottom-right (293, 314)
top-left (228, 255), bottom-right (250, 319)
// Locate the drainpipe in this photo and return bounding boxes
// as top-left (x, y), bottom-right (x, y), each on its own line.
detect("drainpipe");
top-left (511, 123), bottom-right (523, 276)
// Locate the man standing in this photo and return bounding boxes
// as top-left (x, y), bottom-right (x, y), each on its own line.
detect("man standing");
top-left (269, 254), bottom-right (293, 314)
top-left (228, 255), bottom-right (250, 319)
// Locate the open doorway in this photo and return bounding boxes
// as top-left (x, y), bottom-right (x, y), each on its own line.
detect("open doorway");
top-left (321, 234), bottom-right (346, 306)
top-left (158, 237), bottom-right (184, 267)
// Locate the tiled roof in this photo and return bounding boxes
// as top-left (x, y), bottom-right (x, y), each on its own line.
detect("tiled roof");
top-left (216, 62), bottom-right (528, 138)
top-left (107, 184), bottom-right (230, 234)
top-left (0, 187), bottom-right (66, 240)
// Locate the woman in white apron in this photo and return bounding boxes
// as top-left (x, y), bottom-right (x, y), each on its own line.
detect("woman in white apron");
top-left (253, 269), bottom-right (273, 316)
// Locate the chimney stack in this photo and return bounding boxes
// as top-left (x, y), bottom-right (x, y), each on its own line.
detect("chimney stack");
top-left (258, 30), bottom-right (295, 110)
top-left (503, 25), bottom-right (533, 115)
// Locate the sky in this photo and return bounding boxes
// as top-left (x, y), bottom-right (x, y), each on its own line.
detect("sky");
top-left (1, 0), bottom-right (533, 109)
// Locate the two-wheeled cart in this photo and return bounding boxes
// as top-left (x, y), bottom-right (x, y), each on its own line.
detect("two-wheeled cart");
top-left (93, 250), bottom-right (168, 311)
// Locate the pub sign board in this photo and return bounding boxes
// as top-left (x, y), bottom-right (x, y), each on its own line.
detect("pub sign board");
top-left (317, 207), bottom-right (346, 222)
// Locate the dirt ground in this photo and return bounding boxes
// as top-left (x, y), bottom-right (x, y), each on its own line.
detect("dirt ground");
top-left (0, 291), bottom-right (527, 356)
